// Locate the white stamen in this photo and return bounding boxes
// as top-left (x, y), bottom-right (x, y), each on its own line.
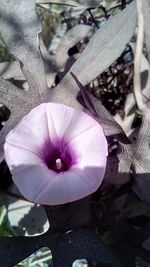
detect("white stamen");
top-left (56, 158), bottom-right (62, 169)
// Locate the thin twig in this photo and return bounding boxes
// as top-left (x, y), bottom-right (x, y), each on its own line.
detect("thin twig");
top-left (121, 0), bottom-right (126, 10)
top-left (107, 4), bottom-right (122, 13)
top-left (88, 9), bottom-right (99, 28)
top-left (98, 6), bottom-right (109, 19)
top-left (134, 0), bottom-right (147, 113)
top-left (61, 12), bottom-right (72, 29)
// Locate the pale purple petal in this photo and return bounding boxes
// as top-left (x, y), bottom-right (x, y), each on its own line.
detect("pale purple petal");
top-left (4, 103), bottom-right (108, 205)
top-left (46, 103), bottom-right (75, 139)
top-left (65, 124), bottom-right (108, 158)
top-left (5, 104), bottom-right (50, 156)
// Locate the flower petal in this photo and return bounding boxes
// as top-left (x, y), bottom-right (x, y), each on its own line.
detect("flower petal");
top-left (5, 104), bottom-right (50, 156)
top-left (4, 103), bottom-right (108, 205)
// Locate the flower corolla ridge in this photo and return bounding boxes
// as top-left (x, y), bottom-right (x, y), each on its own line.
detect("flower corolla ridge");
top-left (4, 103), bottom-right (108, 205)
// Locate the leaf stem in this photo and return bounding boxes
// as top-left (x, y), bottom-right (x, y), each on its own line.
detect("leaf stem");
top-left (134, 0), bottom-right (147, 114)
top-left (0, 190), bottom-right (31, 202)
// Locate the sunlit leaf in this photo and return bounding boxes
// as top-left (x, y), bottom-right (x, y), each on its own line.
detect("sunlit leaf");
top-left (0, 0), bottom-right (47, 102)
top-left (50, 2), bottom-right (136, 105)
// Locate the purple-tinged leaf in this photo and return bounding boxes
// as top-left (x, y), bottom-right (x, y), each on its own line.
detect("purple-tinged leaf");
top-left (0, 79), bottom-right (36, 162)
top-left (0, 0), bottom-right (47, 103)
top-left (50, 2), bottom-right (136, 105)
top-left (142, 0), bottom-right (150, 62)
top-left (103, 147), bottom-right (132, 186)
top-left (0, 62), bottom-right (23, 80)
top-left (40, 24), bottom-right (93, 74)
top-left (104, 116), bottom-right (150, 203)
top-left (71, 2), bottom-right (136, 85)
top-left (114, 92), bottom-right (136, 137)
top-left (132, 118), bottom-right (150, 202)
top-left (130, 42), bottom-right (150, 102)
top-left (0, 79), bottom-right (28, 110)
top-left (52, 24), bottom-right (93, 71)
top-left (71, 72), bottom-right (130, 143)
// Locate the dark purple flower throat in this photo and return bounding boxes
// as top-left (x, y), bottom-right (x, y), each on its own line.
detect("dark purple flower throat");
top-left (42, 139), bottom-right (77, 173)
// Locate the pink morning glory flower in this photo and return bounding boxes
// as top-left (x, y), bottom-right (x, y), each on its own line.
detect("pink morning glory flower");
top-left (4, 103), bottom-right (108, 205)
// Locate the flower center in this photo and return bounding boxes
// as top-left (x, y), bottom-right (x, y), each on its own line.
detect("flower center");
top-left (43, 140), bottom-right (76, 173)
